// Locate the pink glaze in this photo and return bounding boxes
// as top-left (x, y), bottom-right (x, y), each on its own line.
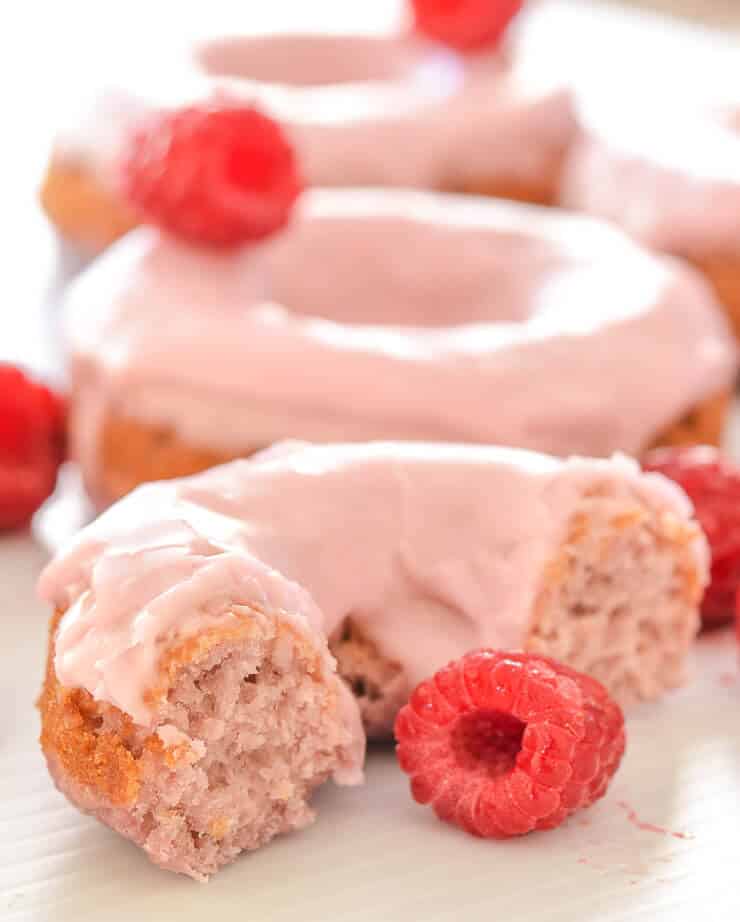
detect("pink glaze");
top-left (39, 442), bottom-right (706, 744)
top-left (560, 109), bottom-right (740, 255)
top-left (62, 189), bottom-right (738, 498)
top-left (504, 3), bottom-right (740, 255)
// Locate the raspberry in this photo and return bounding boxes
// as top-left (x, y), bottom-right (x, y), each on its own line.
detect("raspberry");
top-left (0, 365), bottom-right (66, 530)
top-left (122, 102), bottom-right (304, 246)
top-left (395, 651), bottom-right (625, 837)
top-left (643, 446), bottom-right (740, 625)
top-left (411, 0), bottom-right (524, 52)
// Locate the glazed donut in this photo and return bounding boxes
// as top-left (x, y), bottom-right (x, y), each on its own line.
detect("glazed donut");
top-left (39, 442), bottom-right (707, 877)
top-left (62, 189), bottom-right (737, 507)
top-left (40, 10), bottom-right (576, 252)
top-left (507, 2), bottom-right (740, 338)
top-left (560, 107), bottom-right (740, 340)
top-left (41, 0), bottom-right (740, 257)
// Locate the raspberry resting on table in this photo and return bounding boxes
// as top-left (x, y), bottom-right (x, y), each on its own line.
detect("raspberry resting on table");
top-left (122, 102), bottom-right (304, 247)
top-left (410, 0), bottom-right (525, 52)
top-left (0, 364), bottom-right (66, 530)
top-left (395, 650), bottom-right (625, 837)
top-left (644, 445), bottom-right (740, 625)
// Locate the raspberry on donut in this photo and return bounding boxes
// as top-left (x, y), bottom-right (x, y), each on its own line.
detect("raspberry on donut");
top-left (411, 0), bottom-right (525, 52)
top-left (395, 650), bottom-right (625, 837)
top-left (122, 103), bottom-right (304, 246)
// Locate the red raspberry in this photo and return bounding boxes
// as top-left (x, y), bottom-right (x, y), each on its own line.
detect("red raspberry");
top-left (411, 0), bottom-right (524, 52)
top-left (395, 651), bottom-right (625, 837)
top-left (122, 103), bottom-right (304, 246)
top-left (643, 446), bottom-right (740, 626)
top-left (0, 365), bottom-right (66, 530)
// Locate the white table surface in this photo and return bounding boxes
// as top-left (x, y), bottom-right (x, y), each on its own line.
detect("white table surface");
top-left (1, 2), bottom-right (740, 920)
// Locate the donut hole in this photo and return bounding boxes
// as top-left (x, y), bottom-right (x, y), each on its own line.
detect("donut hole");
top-left (329, 616), bottom-right (408, 739)
top-left (198, 34), bottom-right (419, 87)
top-left (263, 211), bottom-right (562, 327)
top-left (451, 710), bottom-right (526, 778)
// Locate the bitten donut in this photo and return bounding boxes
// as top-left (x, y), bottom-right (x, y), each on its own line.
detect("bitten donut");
top-left (40, 9), bottom-right (575, 252)
top-left (39, 442), bottom-right (707, 877)
top-left (62, 189), bottom-right (737, 508)
top-left (561, 108), bottom-right (740, 339)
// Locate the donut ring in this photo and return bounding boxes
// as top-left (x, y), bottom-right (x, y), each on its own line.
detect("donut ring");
top-left (39, 442), bottom-right (707, 877)
top-left (41, 14), bottom-right (575, 252)
top-left (62, 189), bottom-right (737, 507)
top-left (561, 106), bottom-right (740, 341)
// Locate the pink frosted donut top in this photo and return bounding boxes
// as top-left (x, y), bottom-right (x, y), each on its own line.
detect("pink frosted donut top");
top-left (39, 442), bottom-right (707, 739)
top-left (63, 189), bottom-right (738, 467)
top-left (503, 2), bottom-right (740, 256)
top-left (54, 0), bottom-right (740, 219)
top-left (560, 107), bottom-right (740, 256)
top-left (53, 11), bottom-right (575, 194)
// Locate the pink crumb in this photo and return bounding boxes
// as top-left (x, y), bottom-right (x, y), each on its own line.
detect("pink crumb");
top-left (617, 802), bottom-right (694, 841)
top-left (576, 857), bottom-right (605, 870)
top-left (719, 672), bottom-right (737, 688)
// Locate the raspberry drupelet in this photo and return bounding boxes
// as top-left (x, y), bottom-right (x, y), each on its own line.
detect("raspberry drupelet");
top-left (395, 650), bottom-right (625, 837)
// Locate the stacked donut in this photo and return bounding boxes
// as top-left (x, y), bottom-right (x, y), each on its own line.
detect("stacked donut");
top-left (41, 2), bottom-right (575, 252)
top-left (35, 0), bottom-right (740, 880)
top-left (513, 0), bottom-right (740, 336)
